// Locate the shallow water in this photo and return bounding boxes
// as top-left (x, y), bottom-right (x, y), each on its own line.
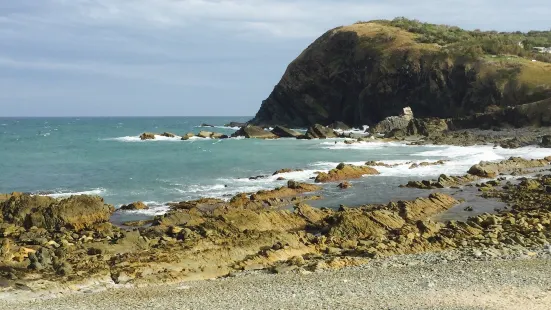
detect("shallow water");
top-left (1, 117), bottom-right (550, 221)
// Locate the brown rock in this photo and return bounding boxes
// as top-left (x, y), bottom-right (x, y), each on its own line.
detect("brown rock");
top-left (232, 125), bottom-right (278, 139)
top-left (337, 181), bottom-right (352, 189)
top-left (315, 163), bottom-right (379, 183)
top-left (181, 133), bottom-right (195, 140)
top-left (160, 132), bottom-right (176, 138)
top-left (197, 131), bottom-right (213, 138)
top-left (305, 124), bottom-right (338, 139)
top-left (119, 201), bottom-right (149, 211)
top-left (139, 132), bottom-right (155, 140)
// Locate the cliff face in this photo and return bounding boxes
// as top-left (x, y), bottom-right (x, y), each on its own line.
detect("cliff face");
top-left (251, 22), bottom-right (551, 127)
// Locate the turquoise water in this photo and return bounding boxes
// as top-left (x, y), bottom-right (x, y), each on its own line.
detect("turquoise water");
top-left (1, 117), bottom-right (549, 220)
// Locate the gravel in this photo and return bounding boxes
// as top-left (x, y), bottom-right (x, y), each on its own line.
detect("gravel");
top-left (2, 250), bottom-right (551, 310)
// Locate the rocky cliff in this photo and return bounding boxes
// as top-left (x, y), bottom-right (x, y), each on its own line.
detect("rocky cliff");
top-left (251, 21), bottom-right (551, 127)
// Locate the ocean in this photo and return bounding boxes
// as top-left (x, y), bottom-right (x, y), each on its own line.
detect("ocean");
top-left (1, 117), bottom-right (550, 222)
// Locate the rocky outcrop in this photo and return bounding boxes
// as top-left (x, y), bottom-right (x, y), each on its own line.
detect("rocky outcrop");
top-left (409, 160), bottom-right (447, 169)
top-left (304, 124), bottom-right (338, 139)
top-left (197, 131), bottom-right (213, 138)
top-left (369, 107), bottom-right (414, 135)
top-left (272, 168), bottom-right (304, 175)
top-left (403, 174), bottom-right (478, 189)
top-left (225, 122), bottom-right (247, 128)
top-left (232, 125), bottom-right (278, 139)
top-left (271, 126), bottom-right (302, 138)
top-left (315, 163), bottom-right (379, 183)
top-left (1, 194), bottom-right (114, 231)
top-left (181, 133), bottom-right (195, 140)
top-left (160, 132), bottom-right (176, 138)
top-left (140, 132), bottom-right (155, 140)
top-left (250, 21), bottom-right (551, 128)
top-left (468, 157), bottom-right (548, 178)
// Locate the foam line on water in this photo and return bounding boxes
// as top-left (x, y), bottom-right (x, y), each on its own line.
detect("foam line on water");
top-left (47, 188), bottom-right (106, 199)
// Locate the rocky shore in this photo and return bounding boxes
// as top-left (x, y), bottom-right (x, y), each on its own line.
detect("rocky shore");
top-left (2, 155), bottom-right (551, 300)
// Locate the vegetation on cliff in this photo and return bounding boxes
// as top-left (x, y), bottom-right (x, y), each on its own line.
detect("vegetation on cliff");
top-left (251, 18), bottom-right (551, 127)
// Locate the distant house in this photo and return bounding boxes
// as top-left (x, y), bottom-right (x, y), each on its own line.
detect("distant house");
top-left (533, 47), bottom-right (551, 53)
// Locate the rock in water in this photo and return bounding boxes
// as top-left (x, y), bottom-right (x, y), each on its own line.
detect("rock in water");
top-left (541, 135), bottom-right (551, 148)
top-left (200, 123), bottom-right (214, 127)
top-left (231, 125), bottom-right (278, 139)
top-left (160, 132), bottom-right (176, 138)
top-left (305, 124), bottom-right (337, 139)
top-left (181, 132), bottom-right (195, 140)
top-left (140, 132), bottom-right (155, 140)
top-left (271, 126), bottom-right (302, 138)
top-left (315, 163), bottom-right (379, 183)
top-left (369, 107), bottom-right (414, 134)
top-left (327, 121), bottom-right (351, 130)
top-left (119, 201), bottom-right (149, 211)
top-left (197, 131), bottom-right (213, 138)
top-left (224, 122), bottom-right (247, 128)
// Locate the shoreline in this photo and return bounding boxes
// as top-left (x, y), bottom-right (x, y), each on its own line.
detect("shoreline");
top-left (3, 250), bottom-right (551, 309)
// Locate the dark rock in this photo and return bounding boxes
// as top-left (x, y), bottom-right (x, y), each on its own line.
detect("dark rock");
top-left (139, 133), bottom-right (155, 140)
top-left (200, 123), bottom-right (214, 127)
top-left (305, 124), bottom-right (337, 139)
top-left (160, 132), bottom-right (176, 138)
top-left (540, 135), bottom-right (551, 148)
top-left (271, 126), bottom-right (302, 138)
top-left (225, 122), bottom-right (247, 128)
top-left (327, 121), bottom-right (351, 130)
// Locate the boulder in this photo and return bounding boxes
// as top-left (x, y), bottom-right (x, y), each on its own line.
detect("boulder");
top-left (160, 132), bottom-right (176, 138)
top-left (369, 108), bottom-right (413, 135)
top-left (271, 126), bottom-right (302, 138)
top-left (1, 194), bottom-right (114, 231)
top-left (541, 135), bottom-right (551, 148)
top-left (119, 201), bottom-right (149, 211)
top-left (140, 132), bottom-right (155, 140)
top-left (200, 123), bottom-right (214, 127)
top-left (181, 132), bottom-right (195, 140)
top-left (337, 182), bottom-right (352, 189)
top-left (197, 131), bottom-right (213, 138)
top-left (231, 125), bottom-right (278, 139)
top-left (327, 121), bottom-right (351, 130)
top-left (315, 163), bottom-right (379, 183)
top-left (305, 124), bottom-right (338, 139)
top-left (211, 132), bottom-right (225, 139)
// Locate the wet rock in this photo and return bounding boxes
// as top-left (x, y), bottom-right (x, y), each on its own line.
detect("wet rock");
top-left (273, 168), bottom-right (304, 175)
top-left (139, 132), bottom-right (155, 140)
top-left (271, 126), bottom-right (302, 138)
top-left (197, 131), bottom-right (213, 138)
top-left (327, 121), bottom-right (351, 130)
top-left (409, 160), bottom-right (446, 169)
top-left (200, 123), bottom-right (214, 127)
top-left (224, 122), bottom-right (247, 128)
top-left (337, 182), bottom-right (352, 189)
top-left (160, 132), bottom-right (176, 138)
top-left (468, 157), bottom-right (548, 178)
top-left (232, 125), bottom-right (278, 139)
top-left (119, 201), bottom-right (149, 211)
top-left (181, 132), bottom-right (195, 140)
top-left (315, 163), bottom-right (379, 183)
top-left (304, 124), bottom-right (338, 139)
top-left (369, 107), bottom-right (413, 135)
top-left (540, 135), bottom-right (551, 148)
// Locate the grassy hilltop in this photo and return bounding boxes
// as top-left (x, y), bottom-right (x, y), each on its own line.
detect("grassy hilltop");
top-left (252, 18), bottom-right (551, 127)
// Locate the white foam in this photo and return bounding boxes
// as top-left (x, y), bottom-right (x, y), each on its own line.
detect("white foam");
top-left (120, 201), bottom-right (170, 216)
top-left (320, 140), bottom-right (407, 150)
top-left (334, 125), bottom-right (370, 136)
top-left (47, 188), bottom-right (106, 199)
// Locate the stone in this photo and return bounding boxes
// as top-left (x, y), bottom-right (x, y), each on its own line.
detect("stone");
top-left (231, 125), bottom-right (278, 139)
top-left (337, 182), bottom-right (352, 189)
top-left (540, 135), bottom-right (551, 148)
top-left (305, 124), bottom-right (337, 139)
top-left (139, 132), bottom-right (155, 140)
top-left (197, 131), bottom-right (213, 138)
top-left (119, 201), bottom-right (149, 211)
top-left (273, 168), bottom-right (303, 175)
top-left (327, 121), bottom-right (351, 130)
top-left (181, 133), bottom-right (195, 140)
top-left (271, 126), bottom-right (302, 138)
top-left (160, 132), bottom-right (176, 138)
top-left (315, 164), bottom-right (379, 183)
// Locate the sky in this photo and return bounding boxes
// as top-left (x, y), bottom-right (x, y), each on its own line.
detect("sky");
top-left (1, 0), bottom-right (550, 117)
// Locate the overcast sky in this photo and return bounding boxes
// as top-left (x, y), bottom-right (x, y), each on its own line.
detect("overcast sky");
top-left (1, 0), bottom-right (550, 116)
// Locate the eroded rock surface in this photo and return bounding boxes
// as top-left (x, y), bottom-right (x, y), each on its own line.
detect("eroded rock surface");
top-left (315, 163), bottom-right (379, 183)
